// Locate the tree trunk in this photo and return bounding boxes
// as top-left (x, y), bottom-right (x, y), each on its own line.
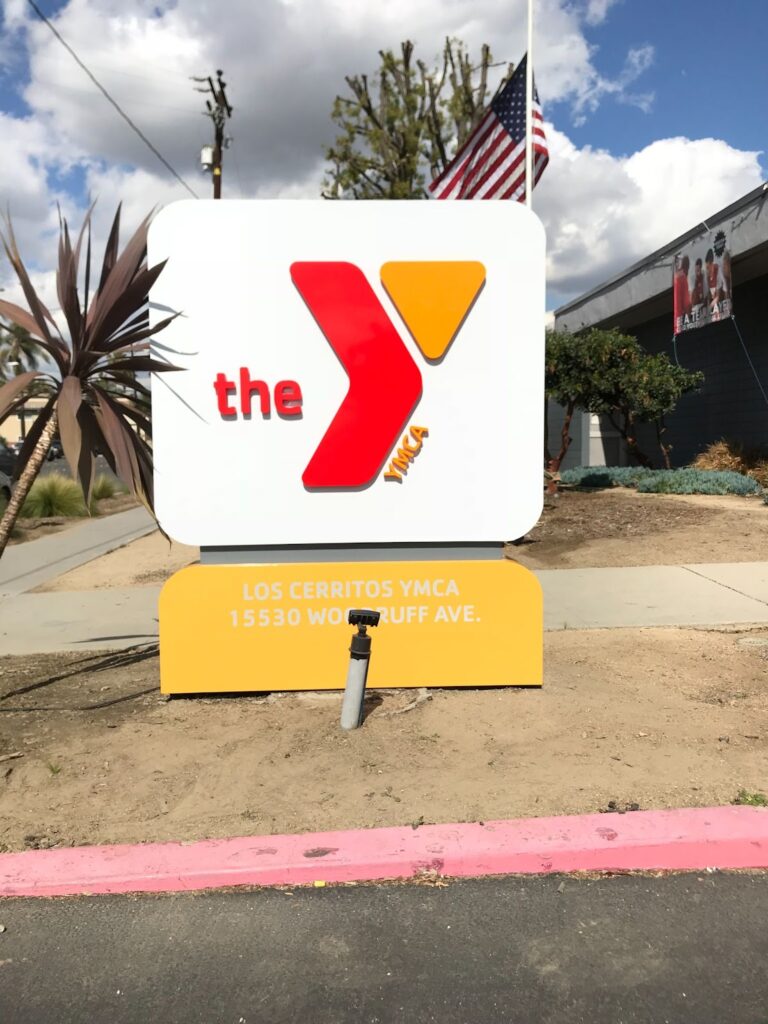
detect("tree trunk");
top-left (0, 413), bottom-right (57, 560)
top-left (546, 400), bottom-right (575, 495)
top-left (609, 411), bottom-right (653, 469)
top-left (555, 401), bottom-right (575, 472)
top-left (655, 418), bottom-right (672, 469)
top-left (623, 413), bottom-right (653, 468)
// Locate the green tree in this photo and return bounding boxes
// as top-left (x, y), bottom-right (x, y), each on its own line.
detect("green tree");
top-left (0, 322), bottom-right (43, 380)
top-left (0, 205), bottom-right (180, 560)
top-left (612, 351), bottom-right (704, 469)
top-left (546, 328), bottom-right (703, 472)
top-left (323, 39), bottom-right (511, 199)
top-left (545, 329), bottom-right (600, 476)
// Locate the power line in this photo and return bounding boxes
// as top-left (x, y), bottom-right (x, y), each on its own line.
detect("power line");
top-left (26, 0), bottom-right (199, 199)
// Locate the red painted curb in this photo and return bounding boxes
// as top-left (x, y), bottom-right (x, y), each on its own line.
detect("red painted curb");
top-left (1, 806), bottom-right (766, 897)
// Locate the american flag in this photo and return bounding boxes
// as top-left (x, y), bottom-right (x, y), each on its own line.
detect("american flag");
top-left (429, 55), bottom-right (548, 201)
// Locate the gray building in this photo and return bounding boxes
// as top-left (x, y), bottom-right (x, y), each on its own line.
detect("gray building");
top-left (551, 182), bottom-right (768, 468)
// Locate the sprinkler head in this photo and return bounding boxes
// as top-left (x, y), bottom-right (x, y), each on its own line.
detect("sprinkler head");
top-left (348, 609), bottom-right (380, 629)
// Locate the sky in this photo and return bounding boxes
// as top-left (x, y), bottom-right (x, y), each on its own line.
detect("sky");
top-left (0, 0), bottom-right (765, 312)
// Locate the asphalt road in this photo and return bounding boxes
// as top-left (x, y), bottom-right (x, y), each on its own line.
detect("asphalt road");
top-left (2, 873), bottom-right (768, 1023)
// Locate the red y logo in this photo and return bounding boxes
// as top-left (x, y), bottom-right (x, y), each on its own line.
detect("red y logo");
top-left (291, 260), bottom-right (484, 489)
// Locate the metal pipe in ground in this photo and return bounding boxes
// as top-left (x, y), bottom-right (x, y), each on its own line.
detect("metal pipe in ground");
top-left (340, 609), bottom-right (380, 730)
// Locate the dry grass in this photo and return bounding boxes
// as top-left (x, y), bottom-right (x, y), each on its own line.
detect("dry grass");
top-left (692, 438), bottom-right (768, 488)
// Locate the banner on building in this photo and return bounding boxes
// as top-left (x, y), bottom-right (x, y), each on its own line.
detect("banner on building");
top-left (673, 227), bottom-right (733, 335)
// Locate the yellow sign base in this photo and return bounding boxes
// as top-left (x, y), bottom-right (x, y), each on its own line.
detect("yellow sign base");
top-left (159, 560), bottom-right (542, 693)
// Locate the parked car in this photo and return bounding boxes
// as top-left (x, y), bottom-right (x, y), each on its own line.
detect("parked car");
top-left (0, 469), bottom-right (11, 503)
top-left (9, 440), bottom-right (24, 456)
top-left (48, 439), bottom-right (63, 460)
top-left (0, 441), bottom-right (16, 477)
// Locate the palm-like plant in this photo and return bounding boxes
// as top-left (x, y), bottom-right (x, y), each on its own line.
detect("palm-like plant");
top-left (0, 322), bottom-right (43, 380)
top-left (0, 205), bottom-right (180, 559)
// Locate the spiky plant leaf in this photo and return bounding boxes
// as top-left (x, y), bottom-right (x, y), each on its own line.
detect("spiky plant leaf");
top-left (0, 371), bottom-right (40, 420)
top-left (0, 204), bottom-right (181, 520)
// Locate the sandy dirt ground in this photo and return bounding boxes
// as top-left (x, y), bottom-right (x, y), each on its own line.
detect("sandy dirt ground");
top-left (511, 489), bottom-right (768, 569)
top-left (1, 628), bottom-right (766, 852)
top-left (35, 530), bottom-right (198, 592)
top-left (32, 489), bottom-right (768, 591)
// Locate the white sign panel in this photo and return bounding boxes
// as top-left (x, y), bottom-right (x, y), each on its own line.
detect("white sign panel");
top-left (149, 200), bottom-right (544, 547)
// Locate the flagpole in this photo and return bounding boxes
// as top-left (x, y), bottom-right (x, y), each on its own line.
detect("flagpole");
top-left (525, 0), bottom-right (534, 209)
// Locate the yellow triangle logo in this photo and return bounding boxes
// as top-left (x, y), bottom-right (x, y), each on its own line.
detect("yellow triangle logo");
top-left (380, 261), bottom-right (486, 361)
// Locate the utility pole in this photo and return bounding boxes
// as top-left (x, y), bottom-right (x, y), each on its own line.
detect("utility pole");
top-left (192, 70), bottom-right (233, 199)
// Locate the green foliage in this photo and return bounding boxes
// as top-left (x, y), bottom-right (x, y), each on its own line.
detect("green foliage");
top-left (637, 469), bottom-right (760, 495)
top-left (546, 329), bottom-right (617, 411)
top-left (91, 475), bottom-right (118, 501)
top-left (17, 473), bottom-right (122, 518)
top-left (549, 328), bottom-right (704, 422)
top-left (21, 474), bottom-right (88, 518)
top-left (561, 465), bottom-right (762, 496)
top-left (0, 322), bottom-right (43, 381)
top-left (733, 789), bottom-right (768, 807)
top-left (545, 329), bottom-right (615, 472)
top-left (561, 466), bottom-right (651, 489)
top-left (622, 351), bottom-right (704, 437)
top-left (546, 328), bottom-right (704, 468)
top-left (323, 39), bottom-right (507, 199)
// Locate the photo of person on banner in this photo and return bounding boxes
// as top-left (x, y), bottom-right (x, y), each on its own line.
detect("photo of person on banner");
top-left (673, 229), bottom-right (733, 335)
top-left (705, 247), bottom-right (722, 321)
top-left (691, 257), bottom-right (706, 307)
top-left (673, 254), bottom-right (692, 333)
top-left (720, 250), bottom-right (732, 306)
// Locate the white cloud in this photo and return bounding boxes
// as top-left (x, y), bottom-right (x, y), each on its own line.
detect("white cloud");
top-left (584, 0), bottom-right (621, 26)
top-left (5, 0), bottom-right (653, 193)
top-left (537, 129), bottom-right (765, 301)
top-left (571, 44), bottom-right (655, 125)
top-left (0, 0), bottom-right (761, 313)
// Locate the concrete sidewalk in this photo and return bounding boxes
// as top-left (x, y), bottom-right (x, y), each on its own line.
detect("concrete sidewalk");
top-left (0, 507), bottom-right (154, 598)
top-left (540, 561), bottom-right (768, 629)
top-left (0, 587), bottom-right (161, 653)
top-left (1, 560), bottom-right (768, 655)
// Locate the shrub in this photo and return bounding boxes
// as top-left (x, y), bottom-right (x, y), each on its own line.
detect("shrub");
top-left (561, 466), bottom-right (655, 489)
top-left (561, 465), bottom-right (762, 496)
top-left (692, 439), bottom-right (768, 488)
top-left (91, 475), bottom-right (118, 501)
top-left (636, 469), bottom-right (761, 496)
top-left (21, 475), bottom-right (88, 518)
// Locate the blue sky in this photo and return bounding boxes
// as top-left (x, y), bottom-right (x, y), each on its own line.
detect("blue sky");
top-left (554, 0), bottom-right (767, 170)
